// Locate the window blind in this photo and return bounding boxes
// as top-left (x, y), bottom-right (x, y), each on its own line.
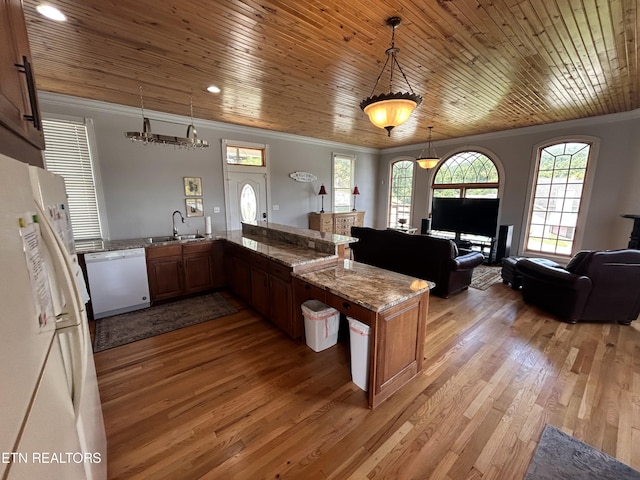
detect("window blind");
top-left (41, 118), bottom-right (102, 240)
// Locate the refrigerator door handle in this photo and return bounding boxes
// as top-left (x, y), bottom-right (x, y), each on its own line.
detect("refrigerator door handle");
top-left (34, 203), bottom-right (89, 415)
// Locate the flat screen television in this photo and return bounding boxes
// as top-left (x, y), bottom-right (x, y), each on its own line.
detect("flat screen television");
top-left (431, 197), bottom-right (499, 238)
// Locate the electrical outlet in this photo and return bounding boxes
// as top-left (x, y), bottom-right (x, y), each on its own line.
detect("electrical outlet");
top-left (273, 205), bottom-right (279, 211)
top-left (308, 241), bottom-right (315, 248)
top-left (213, 206), bottom-right (221, 213)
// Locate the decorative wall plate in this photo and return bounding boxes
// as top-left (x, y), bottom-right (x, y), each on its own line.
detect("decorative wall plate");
top-left (289, 171), bottom-right (317, 183)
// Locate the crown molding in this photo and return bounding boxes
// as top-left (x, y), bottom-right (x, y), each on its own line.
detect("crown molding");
top-left (383, 108), bottom-right (640, 155)
top-left (37, 91), bottom-right (379, 155)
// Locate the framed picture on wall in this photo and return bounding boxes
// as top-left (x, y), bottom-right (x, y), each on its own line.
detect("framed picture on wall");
top-left (184, 177), bottom-right (202, 196)
top-left (185, 198), bottom-right (204, 217)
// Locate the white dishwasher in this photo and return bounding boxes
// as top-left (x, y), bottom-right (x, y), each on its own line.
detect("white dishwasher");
top-left (84, 247), bottom-right (151, 319)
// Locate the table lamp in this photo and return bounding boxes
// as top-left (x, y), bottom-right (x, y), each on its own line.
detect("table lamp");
top-left (318, 184), bottom-right (327, 213)
top-left (352, 185), bottom-right (360, 211)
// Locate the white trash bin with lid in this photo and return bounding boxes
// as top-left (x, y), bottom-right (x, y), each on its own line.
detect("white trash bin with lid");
top-left (301, 299), bottom-right (339, 352)
top-left (348, 317), bottom-right (371, 391)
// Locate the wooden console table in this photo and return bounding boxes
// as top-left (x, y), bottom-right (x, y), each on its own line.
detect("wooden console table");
top-left (309, 211), bottom-right (364, 236)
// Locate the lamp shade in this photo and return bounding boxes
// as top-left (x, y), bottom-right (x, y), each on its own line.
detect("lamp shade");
top-left (352, 185), bottom-right (360, 195)
top-left (318, 184), bottom-right (327, 195)
top-left (416, 157), bottom-right (439, 169)
top-left (362, 96), bottom-right (420, 133)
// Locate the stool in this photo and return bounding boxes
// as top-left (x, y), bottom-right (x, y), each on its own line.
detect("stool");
top-left (501, 256), bottom-right (562, 290)
top-left (501, 256), bottom-right (524, 289)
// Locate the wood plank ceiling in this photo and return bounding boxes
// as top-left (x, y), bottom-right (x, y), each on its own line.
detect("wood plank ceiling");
top-left (22, 0), bottom-right (640, 149)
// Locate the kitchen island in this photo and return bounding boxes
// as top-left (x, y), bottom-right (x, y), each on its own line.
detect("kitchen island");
top-left (292, 260), bottom-right (433, 409)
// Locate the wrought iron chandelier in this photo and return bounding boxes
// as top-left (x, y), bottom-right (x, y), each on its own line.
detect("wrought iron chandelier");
top-left (125, 86), bottom-right (209, 149)
top-left (360, 17), bottom-right (422, 136)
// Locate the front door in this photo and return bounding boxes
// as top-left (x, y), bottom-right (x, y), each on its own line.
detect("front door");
top-left (226, 171), bottom-right (268, 231)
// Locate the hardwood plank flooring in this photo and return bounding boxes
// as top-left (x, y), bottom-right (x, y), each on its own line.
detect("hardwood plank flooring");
top-left (94, 284), bottom-right (640, 479)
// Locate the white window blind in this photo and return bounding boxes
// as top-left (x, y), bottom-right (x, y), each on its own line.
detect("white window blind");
top-left (42, 118), bottom-right (102, 240)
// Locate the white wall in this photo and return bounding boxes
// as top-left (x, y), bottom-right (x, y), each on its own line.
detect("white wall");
top-left (377, 111), bottom-right (640, 254)
top-left (39, 93), bottom-right (378, 240)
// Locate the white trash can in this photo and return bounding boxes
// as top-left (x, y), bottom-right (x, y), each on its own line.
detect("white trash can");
top-left (348, 317), bottom-right (371, 391)
top-left (301, 300), bottom-right (339, 352)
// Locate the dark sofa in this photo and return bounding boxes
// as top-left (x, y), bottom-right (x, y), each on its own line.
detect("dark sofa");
top-left (349, 227), bottom-right (485, 298)
top-left (518, 249), bottom-right (640, 324)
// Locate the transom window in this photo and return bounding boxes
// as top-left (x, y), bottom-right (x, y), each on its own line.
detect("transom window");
top-left (525, 142), bottom-right (591, 256)
top-left (226, 145), bottom-right (265, 166)
top-left (388, 160), bottom-right (414, 227)
top-left (432, 151), bottom-right (499, 199)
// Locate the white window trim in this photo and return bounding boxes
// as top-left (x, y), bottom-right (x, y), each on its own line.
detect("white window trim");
top-left (221, 138), bottom-right (270, 229)
top-left (387, 158), bottom-right (417, 227)
top-left (520, 135), bottom-right (600, 262)
top-left (331, 152), bottom-right (355, 213)
top-left (41, 113), bottom-right (110, 240)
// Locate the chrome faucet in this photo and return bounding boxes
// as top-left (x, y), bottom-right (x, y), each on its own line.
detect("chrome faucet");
top-left (172, 210), bottom-right (185, 237)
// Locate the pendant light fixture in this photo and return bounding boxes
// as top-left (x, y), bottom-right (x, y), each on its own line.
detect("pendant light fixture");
top-left (360, 17), bottom-right (422, 136)
top-left (125, 85), bottom-right (209, 149)
top-left (416, 126), bottom-right (439, 169)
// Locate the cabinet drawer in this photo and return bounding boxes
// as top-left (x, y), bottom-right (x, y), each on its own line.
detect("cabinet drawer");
top-left (183, 241), bottom-right (213, 255)
top-left (325, 292), bottom-right (373, 325)
top-left (146, 244), bottom-right (182, 259)
top-left (251, 252), bottom-right (269, 271)
top-left (269, 260), bottom-right (292, 283)
top-left (294, 279), bottom-right (326, 304)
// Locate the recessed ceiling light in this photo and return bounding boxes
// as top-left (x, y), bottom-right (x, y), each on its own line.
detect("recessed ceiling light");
top-left (206, 85), bottom-right (221, 94)
top-left (36, 4), bottom-right (67, 21)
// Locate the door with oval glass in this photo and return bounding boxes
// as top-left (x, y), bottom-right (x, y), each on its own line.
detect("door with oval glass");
top-left (226, 172), bottom-right (268, 230)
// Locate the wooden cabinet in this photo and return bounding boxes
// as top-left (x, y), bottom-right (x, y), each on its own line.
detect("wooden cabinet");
top-left (0, 0), bottom-right (45, 165)
top-left (225, 243), bottom-right (297, 338)
top-left (146, 240), bottom-right (225, 302)
top-left (308, 211), bottom-right (364, 236)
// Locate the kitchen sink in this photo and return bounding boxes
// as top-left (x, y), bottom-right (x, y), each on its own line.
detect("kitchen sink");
top-left (146, 234), bottom-right (205, 244)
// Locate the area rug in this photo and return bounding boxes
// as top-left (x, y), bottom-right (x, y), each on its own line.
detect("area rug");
top-left (470, 264), bottom-right (503, 290)
top-left (93, 292), bottom-right (238, 352)
top-left (525, 424), bottom-right (640, 479)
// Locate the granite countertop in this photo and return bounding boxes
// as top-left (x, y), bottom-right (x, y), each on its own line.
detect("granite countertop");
top-left (222, 231), bottom-right (338, 268)
top-left (74, 234), bottom-right (223, 254)
top-left (292, 259), bottom-right (435, 312)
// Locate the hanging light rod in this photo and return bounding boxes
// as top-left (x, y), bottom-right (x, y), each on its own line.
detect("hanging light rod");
top-left (360, 17), bottom-right (422, 136)
top-left (125, 86), bottom-right (209, 149)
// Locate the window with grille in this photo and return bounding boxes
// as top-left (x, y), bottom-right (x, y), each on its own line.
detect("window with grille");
top-left (333, 154), bottom-right (354, 212)
top-left (432, 151), bottom-right (499, 199)
top-left (41, 118), bottom-right (103, 240)
top-left (388, 160), bottom-right (414, 227)
top-left (524, 142), bottom-right (591, 256)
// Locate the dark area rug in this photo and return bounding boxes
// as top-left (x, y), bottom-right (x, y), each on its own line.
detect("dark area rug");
top-left (526, 424), bottom-right (640, 480)
top-left (93, 292), bottom-right (238, 352)
top-left (470, 264), bottom-right (502, 290)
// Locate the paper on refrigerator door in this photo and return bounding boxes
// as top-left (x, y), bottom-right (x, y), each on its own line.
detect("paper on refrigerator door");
top-left (19, 218), bottom-right (55, 327)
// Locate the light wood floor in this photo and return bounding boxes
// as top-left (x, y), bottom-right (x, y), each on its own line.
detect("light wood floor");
top-left (94, 282), bottom-right (640, 479)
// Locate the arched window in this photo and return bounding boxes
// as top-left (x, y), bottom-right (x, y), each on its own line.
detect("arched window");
top-left (388, 160), bottom-right (414, 227)
top-left (524, 141), bottom-right (592, 256)
top-left (432, 151), bottom-right (499, 198)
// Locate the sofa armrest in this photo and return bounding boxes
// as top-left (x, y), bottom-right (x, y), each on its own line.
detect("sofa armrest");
top-left (451, 252), bottom-right (485, 271)
top-left (518, 259), bottom-right (592, 291)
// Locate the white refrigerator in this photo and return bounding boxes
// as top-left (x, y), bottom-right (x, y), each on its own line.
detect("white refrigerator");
top-left (0, 153), bottom-right (107, 479)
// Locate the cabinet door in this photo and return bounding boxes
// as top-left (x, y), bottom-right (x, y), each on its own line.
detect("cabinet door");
top-left (269, 274), bottom-right (293, 336)
top-left (372, 293), bottom-right (427, 408)
top-left (183, 253), bottom-right (213, 294)
top-left (0, 0), bottom-right (45, 151)
top-left (228, 255), bottom-right (251, 304)
top-left (210, 240), bottom-right (226, 288)
top-left (250, 266), bottom-right (270, 317)
top-left (147, 257), bottom-right (183, 301)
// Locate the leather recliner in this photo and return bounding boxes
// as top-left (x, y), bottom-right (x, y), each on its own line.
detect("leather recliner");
top-left (518, 249), bottom-right (640, 325)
